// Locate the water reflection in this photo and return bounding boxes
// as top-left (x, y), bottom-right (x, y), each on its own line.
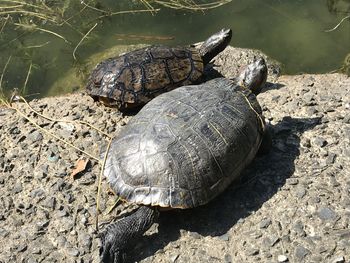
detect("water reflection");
top-left (0, 1), bottom-right (349, 99)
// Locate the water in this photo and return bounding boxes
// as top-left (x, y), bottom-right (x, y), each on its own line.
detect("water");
top-left (0, 0), bottom-right (349, 99)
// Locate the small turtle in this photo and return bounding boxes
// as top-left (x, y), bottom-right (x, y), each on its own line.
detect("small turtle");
top-left (86, 29), bottom-right (232, 111)
top-left (99, 58), bottom-right (269, 263)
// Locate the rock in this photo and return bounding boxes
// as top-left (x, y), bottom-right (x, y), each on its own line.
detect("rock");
top-left (66, 247), bottom-right (80, 257)
top-left (42, 197), bottom-right (56, 210)
top-left (246, 247), bottom-right (259, 256)
top-left (286, 178), bottom-right (299, 185)
top-left (296, 187), bottom-right (306, 199)
top-left (31, 188), bottom-right (45, 198)
top-left (28, 131), bottom-right (43, 143)
top-left (218, 233), bottom-right (230, 241)
top-left (277, 254), bottom-right (288, 262)
top-left (16, 244), bottom-right (27, 252)
top-left (31, 246), bottom-right (41, 254)
top-left (294, 245), bottom-right (310, 260)
top-left (224, 254), bottom-right (232, 263)
top-left (312, 137), bottom-right (328, 147)
top-left (259, 218), bottom-right (272, 229)
top-left (333, 256), bottom-right (345, 263)
top-left (12, 182), bottom-right (23, 194)
top-left (318, 207), bottom-right (337, 221)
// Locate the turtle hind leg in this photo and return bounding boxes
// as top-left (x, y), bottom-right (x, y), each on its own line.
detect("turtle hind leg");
top-left (257, 127), bottom-right (272, 156)
top-left (99, 206), bottom-right (158, 263)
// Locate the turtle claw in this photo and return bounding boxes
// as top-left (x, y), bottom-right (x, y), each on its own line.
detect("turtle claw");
top-left (98, 206), bottom-right (157, 263)
top-left (99, 229), bottom-right (124, 263)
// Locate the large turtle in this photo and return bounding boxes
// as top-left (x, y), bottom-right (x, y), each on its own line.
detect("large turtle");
top-left (99, 58), bottom-right (269, 262)
top-left (86, 29), bottom-right (232, 111)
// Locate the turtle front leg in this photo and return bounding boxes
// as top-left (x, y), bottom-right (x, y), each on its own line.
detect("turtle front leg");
top-left (99, 206), bottom-right (158, 263)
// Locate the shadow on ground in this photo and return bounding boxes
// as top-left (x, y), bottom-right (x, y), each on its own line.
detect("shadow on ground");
top-left (130, 116), bottom-right (321, 263)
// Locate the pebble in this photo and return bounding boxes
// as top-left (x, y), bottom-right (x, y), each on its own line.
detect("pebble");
top-left (170, 253), bottom-right (179, 262)
top-left (16, 244), bottom-right (27, 252)
top-left (286, 178), bottom-right (299, 185)
top-left (218, 233), bottom-right (230, 241)
top-left (31, 188), bottom-right (45, 198)
top-left (12, 182), bottom-right (23, 194)
top-left (294, 245), bottom-right (310, 260)
top-left (32, 247), bottom-right (41, 254)
top-left (47, 154), bottom-right (59, 163)
top-left (312, 137), bottom-right (328, 147)
top-left (296, 187), bottom-right (306, 199)
top-left (333, 256), bottom-right (345, 263)
top-left (259, 218), bottom-right (272, 229)
top-left (277, 254), bottom-right (288, 262)
top-left (66, 247), bottom-right (80, 257)
top-left (28, 131), bottom-right (43, 143)
top-left (318, 207), bottom-right (337, 221)
top-left (42, 197), bottom-right (56, 210)
top-left (224, 254), bottom-right (232, 263)
top-left (246, 247), bottom-right (259, 256)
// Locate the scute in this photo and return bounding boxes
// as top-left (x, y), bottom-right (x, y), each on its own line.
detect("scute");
top-left (86, 45), bottom-right (204, 108)
top-left (105, 78), bottom-right (265, 209)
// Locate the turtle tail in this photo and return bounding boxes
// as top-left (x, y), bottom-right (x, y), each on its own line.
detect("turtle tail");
top-left (199, 28), bottom-right (232, 65)
top-left (99, 206), bottom-right (158, 263)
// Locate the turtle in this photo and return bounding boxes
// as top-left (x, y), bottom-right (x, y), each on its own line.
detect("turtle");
top-left (86, 28), bottom-right (232, 111)
top-left (99, 58), bottom-right (270, 263)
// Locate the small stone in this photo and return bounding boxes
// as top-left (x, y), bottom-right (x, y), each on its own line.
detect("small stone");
top-left (293, 221), bottom-right (306, 237)
top-left (295, 245), bottom-right (310, 260)
top-left (259, 218), bottom-right (272, 229)
top-left (277, 254), bottom-right (288, 262)
top-left (326, 153), bottom-right (336, 164)
top-left (42, 197), bottom-right (56, 210)
top-left (36, 220), bottom-right (50, 231)
top-left (79, 233), bottom-right (92, 249)
top-left (170, 253), bottom-right (179, 262)
top-left (312, 137), bottom-right (327, 147)
top-left (48, 154), bottom-right (59, 163)
top-left (287, 178), bottom-right (299, 185)
top-left (0, 228), bottom-right (9, 238)
top-left (269, 235), bottom-right (280, 247)
top-left (56, 236), bottom-right (67, 247)
top-left (246, 247), bottom-right (259, 256)
top-left (66, 247), bottom-right (80, 257)
top-left (296, 187), bottom-right (306, 199)
top-left (16, 244), bottom-right (27, 252)
top-left (12, 182), bottom-right (23, 194)
top-left (318, 207), bottom-right (337, 220)
top-left (31, 188), bottom-right (45, 198)
top-left (32, 247), bottom-right (41, 254)
top-left (188, 231), bottom-right (201, 239)
top-left (27, 257), bottom-right (38, 263)
top-left (28, 131), bottom-right (43, 143)
top-left (218, 233), bottom-right (230, 241)
top-left (224, 254), bottom-right (232, 263)
top-left (333, 256), bottom-right (345, 263)
top-left (302, 138), bottom-right (311, 148)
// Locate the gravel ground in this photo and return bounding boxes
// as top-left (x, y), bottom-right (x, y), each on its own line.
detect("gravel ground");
top-left (0, 47), bottom-right (349, 263)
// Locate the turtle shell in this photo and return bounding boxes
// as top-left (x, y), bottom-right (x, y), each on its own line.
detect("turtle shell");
top-left (86, 45), bottom-right (204, 109)
top-left (104, 78), bottom-right (265, 209)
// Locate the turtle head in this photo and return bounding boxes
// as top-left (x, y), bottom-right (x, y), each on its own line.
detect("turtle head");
top-left (237, 57), bottom-right (268, 95)
top-left (199, 28), bottom-right (233, 64)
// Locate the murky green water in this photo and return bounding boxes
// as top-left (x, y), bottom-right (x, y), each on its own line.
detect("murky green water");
top-left (0, 0), bottom-right (349, 98)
